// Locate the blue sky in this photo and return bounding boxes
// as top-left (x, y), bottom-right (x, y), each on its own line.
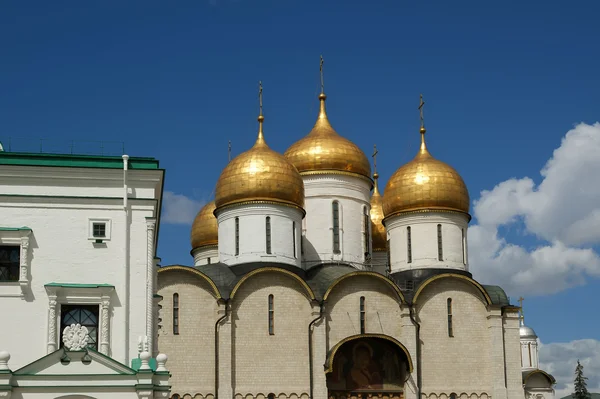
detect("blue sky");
top-left (2, 1), bottom-right (599, 393)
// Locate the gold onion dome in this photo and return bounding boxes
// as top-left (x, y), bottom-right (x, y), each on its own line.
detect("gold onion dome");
top-left (383, 126), bottom-right (470, 219)
top-left (284, 93), bottom-right (371, 180)
top-left (190, 200), bottom-right (218, 250)
top-left (214, 87), bottom-right (305, 211)
top-left (370, 172), bottom-right (387, 251)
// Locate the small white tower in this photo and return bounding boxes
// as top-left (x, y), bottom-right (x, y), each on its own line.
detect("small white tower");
top-left (214, 83), bottom-right (304, 268)
top-left (519, 297), bottom-right (540, 370)
top-left (284, 57), bottom-right (372, 269)
top-left (382, 96), bottom-right (470, 274)
top-left (190, 201), bottom-right (219, 266)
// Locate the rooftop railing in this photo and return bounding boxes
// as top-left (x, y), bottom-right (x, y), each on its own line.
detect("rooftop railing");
top-left (0, 137), bottom-right (126, 156)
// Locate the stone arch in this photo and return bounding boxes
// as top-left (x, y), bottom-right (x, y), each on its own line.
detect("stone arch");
top-left (325, 334), bottom-right (413, 398)
top-left (524, 369), bottom-right (556, 385)
top-left (230, 267), bottom-right (315, 301)
top-left (323, 271), bottom-right (405, 303)
top-left (412, 273), bottom-right (491, 305)
top-left (55, 396), bottom-right (97, 399)
top-left (157, 265), bottom-right (221, 299)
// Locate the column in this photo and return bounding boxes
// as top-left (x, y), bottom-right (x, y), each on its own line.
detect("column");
top-left (146, 218), bottom-right (157, 352)
top-left (19, 233), bottom-right (30, 287)
top-left (400, 308), bottom-right (418, 399)
top-left (47, 296), bottom-right (58, 353)
top-left (100, 295), bottom-right (111, 355)
top-left (488, 310), bottom-right (508, 399)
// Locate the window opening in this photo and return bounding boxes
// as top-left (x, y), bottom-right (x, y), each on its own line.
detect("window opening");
top-left (360, 296), bottom-right (366, 334)
top-left (60, 304), bottom-right (99, 350)
top-left (447, 298), bottom-right (453, 337)
top-left (266, 216), bottom-right (272, 254)
top-left (235, 217), bottom-right (240, 256)
top-left (173, 293), bottom-right (180, 335)
top-left (407, 227), bottom-right (412, 263)
top-left (437, 224), bottom-right (443, 261)
top-left (332, 201), bottom-right (340, 254)
top-left (268, 294), bottom-right (274, 335)
top-left (0, 245), bottom-right (20, 282)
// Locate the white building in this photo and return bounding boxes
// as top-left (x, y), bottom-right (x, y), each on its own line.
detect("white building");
top-left (156, 72), bottom-right (556, 399)
top-left (0, 149), bottom-right (170, 398)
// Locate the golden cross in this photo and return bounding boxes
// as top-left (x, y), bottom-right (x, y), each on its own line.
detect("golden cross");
top-left (418, 94), bottom-right (425, 128)
top-left (320, 55), bottom-right (324, 94)
top-left (372, 144), bottom-right (379, 174)
top-left (228, 140), bottom-right (231, 163)
top-left (258, 81), bottom-right (263, 116)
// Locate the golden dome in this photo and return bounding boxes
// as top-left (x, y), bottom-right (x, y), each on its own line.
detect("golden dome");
top-left (190, 200), bottom-right (218, 250)
top-left (214, 114), bottom-right (305, 212)
top-left (370, 172), bottom-right (387, 251)
top-left (382, 127), bottom-right (470, 219)
top-left (284, 93), bottom-right (371, 180)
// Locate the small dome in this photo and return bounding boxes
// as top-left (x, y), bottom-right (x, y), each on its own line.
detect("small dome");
top-left (190, 201), bottom-right (218, 250)
top-left (284, 94), bottom-right (371, 180)
top-left (520, 325), bottom-right (537, 339)
top-left (215, 115), bottom-right (305, 211)
top-left (370, 173), bottom-right (387, 251)
top-left (383, 128), bottom-right (470, 219)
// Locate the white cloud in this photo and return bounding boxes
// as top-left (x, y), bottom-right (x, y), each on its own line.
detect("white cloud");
top-left (468, 122), bottom-right (600, 296)
top-left (162, 191), bottom-right (204, 224)
top-left (539, 339), bottom-right (600, 397)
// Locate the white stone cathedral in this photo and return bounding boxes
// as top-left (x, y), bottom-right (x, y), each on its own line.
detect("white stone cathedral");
top-left (0, 68), bottom-right (556, 399)
top-left (157, 78), bottom-right (556, 399)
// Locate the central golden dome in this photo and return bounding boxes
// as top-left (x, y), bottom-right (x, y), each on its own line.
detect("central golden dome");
top-left (215, 114), bottom-right (305, 212)
top-left (382, 128), bottom-right (470, 219)
top-left (284, 93), bottom-right (371, 180)
top-left (191, 201), bottom-right (218, 250)
top-left (370, 172), bottom-right (387, 251)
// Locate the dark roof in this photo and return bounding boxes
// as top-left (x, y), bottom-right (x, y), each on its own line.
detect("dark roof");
top-left (159, 262), bottom-right (512, 306)
top-left (523, 369), bottom-right (556, 385)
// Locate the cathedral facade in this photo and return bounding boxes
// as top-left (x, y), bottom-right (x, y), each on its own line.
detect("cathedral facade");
top-left (156, 77), bottom-right (555, 399)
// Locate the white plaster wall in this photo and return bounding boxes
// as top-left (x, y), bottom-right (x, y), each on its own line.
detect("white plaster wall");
top-left (231, 272), bottom-right (313, 397)
top-left (386, 212), bottom-right (469, 273)
top-left (301, 174), bottom-right (371, 269)
top-left (192, 246), bottom-right (219, 266)
top-left (521, 339), bottom-right (539, 370)
top-left (0, 166), bottom-right (162, 370)
top-left (370, 250), bottom-right (389, 275)
top-left (217, 203), bottom-right (302, 268)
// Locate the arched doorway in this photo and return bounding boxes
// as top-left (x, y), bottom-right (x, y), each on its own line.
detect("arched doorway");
top-left (325, 334), bottom-right (413, 399)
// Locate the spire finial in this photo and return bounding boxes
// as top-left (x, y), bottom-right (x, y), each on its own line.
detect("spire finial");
top-left (372, 144), bottom-right (380, 193)
top-left (320, 55), bottom-right (325, 95)
top-left (518, 296), bottom-right (525, 325)
top-left (256, 81), bottom-right (265, 145)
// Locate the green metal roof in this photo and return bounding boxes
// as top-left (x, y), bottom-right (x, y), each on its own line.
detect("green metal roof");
top-left (44, 283), bottom-right (115, 288)
top-left (482, 284), bottom-right (510, 306)
top-left (0, 226), bottom-right (32, 231)
top-left (0, 151), bottom-right (159, 170)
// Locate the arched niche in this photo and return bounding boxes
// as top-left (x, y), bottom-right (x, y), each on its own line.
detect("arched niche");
top-left (325, 334), bottom-right (412, 399)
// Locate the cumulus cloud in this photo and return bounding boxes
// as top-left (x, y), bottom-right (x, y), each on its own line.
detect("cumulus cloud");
top-left (468, 122), bottom-right (600, 296)
top-left (539, 339), bottom-right (600, 397)
top-left (162, 191), bottom-right (204, 224)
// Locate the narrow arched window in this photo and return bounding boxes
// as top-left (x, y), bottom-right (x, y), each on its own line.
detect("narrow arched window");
top-left (461, 228), bottom-right (466, 265)
top-left (406, 226), bottom-right (412, 263)
top-left (528, 342), bottom-right (532, 365)
top-left (332, 201), bottom-right (341, 254)
top-left (268, 294), bottom-right (274, 335)
top-left (447, 298), bottom-right (453, 337)
top-left (173, 293), bottom-right (180, 335)
top-left (207, 257), bottom-right (211, 264)
top-left (267, 394), bottom-right (275, 399)
top-left (363, 206), bottom-right (370, 260)
top-left (386, 238), bottom-right (391, 273)
top-left (450, 394), bottom-right (457, 399)
top-left (292, 221), bottom-right (297, 258)
top-left (360, 296), bottom-right (366, 334)
top-left (437, 224), bottom-right (443, 261)
top-left (266, 216), bottom-right (272, 254)
top-left (235, 217), bottom-right (240, 256)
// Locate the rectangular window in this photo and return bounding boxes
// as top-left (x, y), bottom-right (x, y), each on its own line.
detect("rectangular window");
top-left (235, 217), bottom-right (240, 256)
top-left (268, 294), bottom-right (274, 335)
top-left (173, 293), bottom-right (180, 335)
top-left (0, 245), bottom-right (20, 282)
top-left (437, 224), bottom-right (443, 261)
top-left (462, 228), bottom-right (466, 265)
top-left (292, 221), bottom-right (297, 258)
top-left (360, 296), bottom-right (366, 334)
top-left (92, 223), bottom-right (106, 238)
top-left (266, 217), bottom-right (272, 254)
top-left (386, 238), bottom-right (391, 273)
top-left (332, 202), bottom-right (341, 254)
top-left (363, 208), bottom-right (370, 260)
top-left (60, 304), bottom-right (99, 350)
top-left (407, 227), bottom-right (412, 263)
top-left (447, 298), bottom-right (453, 337)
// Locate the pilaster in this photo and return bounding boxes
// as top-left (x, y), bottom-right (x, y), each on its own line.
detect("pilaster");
top-left (217, 303), bottom-right (233, 399)
top-left (47, 295), bottom-right (58, 353)
top-left (311, 306), bottom-right (327, 399)
top-left (100, 295), bottom-right (111, 355)
top-left (487, 308), bottom-right (508, 399)
top-left (504, 307), bottom-right (525, 399)
top-left (146, 218), bottom-right (157, 353)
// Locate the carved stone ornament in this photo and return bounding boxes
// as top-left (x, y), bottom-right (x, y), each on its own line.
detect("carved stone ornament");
top-left (62, 323), bottom-right (89, 350)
